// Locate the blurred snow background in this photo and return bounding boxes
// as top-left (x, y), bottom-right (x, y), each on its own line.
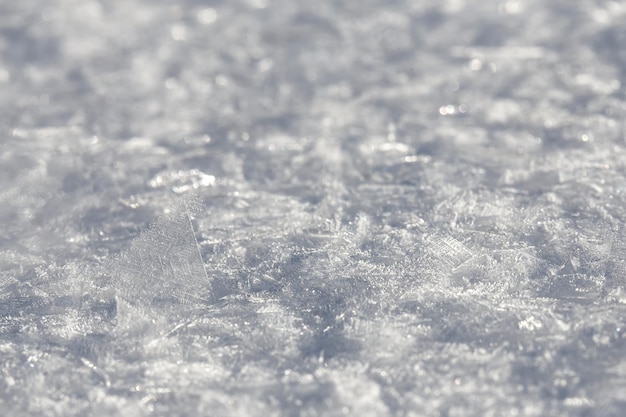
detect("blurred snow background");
top-left (2, 0), bottom-right (626, 415)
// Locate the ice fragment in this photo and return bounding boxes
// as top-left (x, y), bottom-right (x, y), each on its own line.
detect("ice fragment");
top-left (108, 195), bottom-right (212, 308)
top-left (427, 234), bottom-right (474, 272)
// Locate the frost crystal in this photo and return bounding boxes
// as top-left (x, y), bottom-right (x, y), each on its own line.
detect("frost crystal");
top-left (108, 195), bottom-right (211, 308)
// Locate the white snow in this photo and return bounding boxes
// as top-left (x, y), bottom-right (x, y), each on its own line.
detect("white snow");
top-left (2, 0), bottom-right (626, 416)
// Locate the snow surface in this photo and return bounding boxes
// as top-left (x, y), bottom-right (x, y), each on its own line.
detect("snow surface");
top-left (2, 0), bottom-right (626, 416)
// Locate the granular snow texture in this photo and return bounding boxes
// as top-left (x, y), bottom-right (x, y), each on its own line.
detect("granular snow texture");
top-left (2, 0), bottom-right (626, 416)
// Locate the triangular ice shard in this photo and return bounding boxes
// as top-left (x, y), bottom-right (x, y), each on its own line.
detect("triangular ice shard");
top-left (109, 194), bottom-right (212, 307)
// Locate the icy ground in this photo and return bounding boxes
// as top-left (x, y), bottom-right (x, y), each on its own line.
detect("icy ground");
top-left (2, 0), bottom-right (626, 416)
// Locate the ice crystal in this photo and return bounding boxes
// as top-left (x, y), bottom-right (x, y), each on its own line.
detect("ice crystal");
top-left (108, 195), bottom-right (211, 309)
